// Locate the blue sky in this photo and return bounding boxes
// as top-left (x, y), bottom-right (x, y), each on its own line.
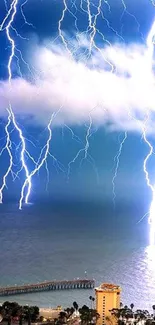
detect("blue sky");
top-left (0, 0), bottom-right (155, 208)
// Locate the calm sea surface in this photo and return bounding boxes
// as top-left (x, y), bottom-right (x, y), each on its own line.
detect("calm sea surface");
top-left (0, 201), bottom-right (154, 311)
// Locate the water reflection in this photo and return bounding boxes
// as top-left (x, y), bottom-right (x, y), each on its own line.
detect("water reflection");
top-left (140, 245), bottom-right (155, 310)
top-left (145, 245), bottom-right (155, 273)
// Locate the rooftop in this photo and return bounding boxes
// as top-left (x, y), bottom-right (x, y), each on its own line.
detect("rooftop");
top-left (95, 283), bottom-right (121, 292)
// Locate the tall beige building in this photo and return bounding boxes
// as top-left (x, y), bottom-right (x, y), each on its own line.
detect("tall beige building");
top-left (95, 283), bottom-right (121, 325)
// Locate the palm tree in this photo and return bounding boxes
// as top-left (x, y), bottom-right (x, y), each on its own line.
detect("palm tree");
top-left (23, 305), bottom-right (39, 325)
top-left (92, 298), bottom-right (95, 309)
top-left (64, 307), bottom-right (74, 320)
top-left (79, 305), bottom-right (90, 324)
top-left (89, 296), bottom-right (92, 308)
top-left (79, 305), bottom-right (99, 325)
top-left (130, 304), bottom-right (134, 311)
top-left (73, 302), bottom-right (79, 311)
top-left (58, 311), bottom-right (67, 324)
top-left (90, 309), bottom-right (100, 324)
top-left (23, 305), bottom-right (31, 325)
top-left (152, 305), bottom-right (155, 316)
top-left (2, 301), bottom-right (20, 325)
top-left (89, 296), bottom-right (94, 309)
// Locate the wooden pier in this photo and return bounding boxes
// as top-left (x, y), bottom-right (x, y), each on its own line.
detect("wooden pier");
top-left (0, 279), bottom-right (95, 296)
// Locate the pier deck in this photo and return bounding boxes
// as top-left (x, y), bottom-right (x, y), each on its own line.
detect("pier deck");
top-left (0, 279), bottom-right (95, 296)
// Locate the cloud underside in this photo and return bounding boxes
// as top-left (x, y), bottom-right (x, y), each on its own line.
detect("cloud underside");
top-left (0, 41), bottom-right (155, 133)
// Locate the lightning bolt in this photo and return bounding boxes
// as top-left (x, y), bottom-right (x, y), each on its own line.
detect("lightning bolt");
top-left (112, 131), bottom-right (127, 209)
top-left (19, 117), bottom-right (52, 209)
top-left (143, 20), bottom-right (155, 245)
top-left (67, 129), bottom-right (90, 180)
top-left (58, 2), bottom-right (107, 183)
top-left (0, 109), bottom-right (12, 203)
top-left (0, 0), bottom-right (32, 207)
top-left (63, 124), bottom-right (83, 144)
top-left (85, 0), bottom-right (114, 70)
top-left (67, 114), bottom-right (98, 183)
top-left (82, 115), bottom-right (92, 161)
top-left (19, 111), bottom-right (59, 209)
top-left (48, 152), bottom-right (66, 175)
top-left (150, 1), bottom-right (155, 6)
top-left (142, 124), bottom-right (155, 245)
top-left (127, 20), bottom-right (155, 245)
top-left (1, 0), bottom-right (155, 217)
top-left (57, 0), bottom-right (125, 184)
top-left (20, 0), bottom-right (35, 29)
top-left (120, 0), bottom-right (143, 39)
top-left (58, 0), bottom-right (72, 55)
top-left (0, 0), bottom-right (57, 208)
top-left (131, 110), bottom-right (155, 246)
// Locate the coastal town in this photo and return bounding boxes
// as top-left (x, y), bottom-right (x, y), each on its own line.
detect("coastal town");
top-left (0, 283), bottom-right (155, 325)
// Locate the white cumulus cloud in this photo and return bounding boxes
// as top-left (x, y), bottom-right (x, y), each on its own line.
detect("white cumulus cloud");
top-left (0, 40), bottom-right (155, 133)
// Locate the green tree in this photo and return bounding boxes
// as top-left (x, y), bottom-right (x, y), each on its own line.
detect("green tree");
top-left (79, 305), bottom-right (90, 325)
top-left (89, 297), bottom-right (95, 309)
top-left (130, 304), bottom-right (134, 310)
top-left (73, 302), bottom-right (79, 311)
top-left (19, 314), bottom-right (23, 325)
top-left (39, 316), bottom-right (44, 322)
top-left (57, 311), bottom-right (67, 324)
top-left (2, 301), bottom-right (21, 325)
top-left (23, 305), bottom-right (39, 324)
top-left (79, 305), bottom-right (99, 325)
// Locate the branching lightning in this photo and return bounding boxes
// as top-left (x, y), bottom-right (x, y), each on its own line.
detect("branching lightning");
top-left (1, 0), bottom-right (155, 231)
top-left (20, 0), bottom-right (35, 28)
top-left (58, 0), bottom-right (72, 55)
top-left (0, 0), bottom-right (57, 208)
top-left (142, 20), bottom-right (155, 246)
top-left (150, 1), bottom-right (155, 7)
top-left (0, 109), bottom-right (12, 203)
top-left (66, 108), bottom-right (99, 183)
top-left (120, 0), bottom-right (141, 37)
top-left (19, 113), bottom-right (54, 210)
top-left (59, 0), bottom-right (155, 237)
top-left (0, 0), bottom-right (32, 208)
top-left (67, 126), bottom-right (91, 181)
top-left (127, 16), bottom-right (155, 245)
top-left (142, 123), bottom-right (155, 246)
top-left (112, 131), bottom-right (127, 209)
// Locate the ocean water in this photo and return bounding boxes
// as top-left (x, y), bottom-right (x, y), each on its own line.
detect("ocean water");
top-left (0, 201), bottom-right (154, 311)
